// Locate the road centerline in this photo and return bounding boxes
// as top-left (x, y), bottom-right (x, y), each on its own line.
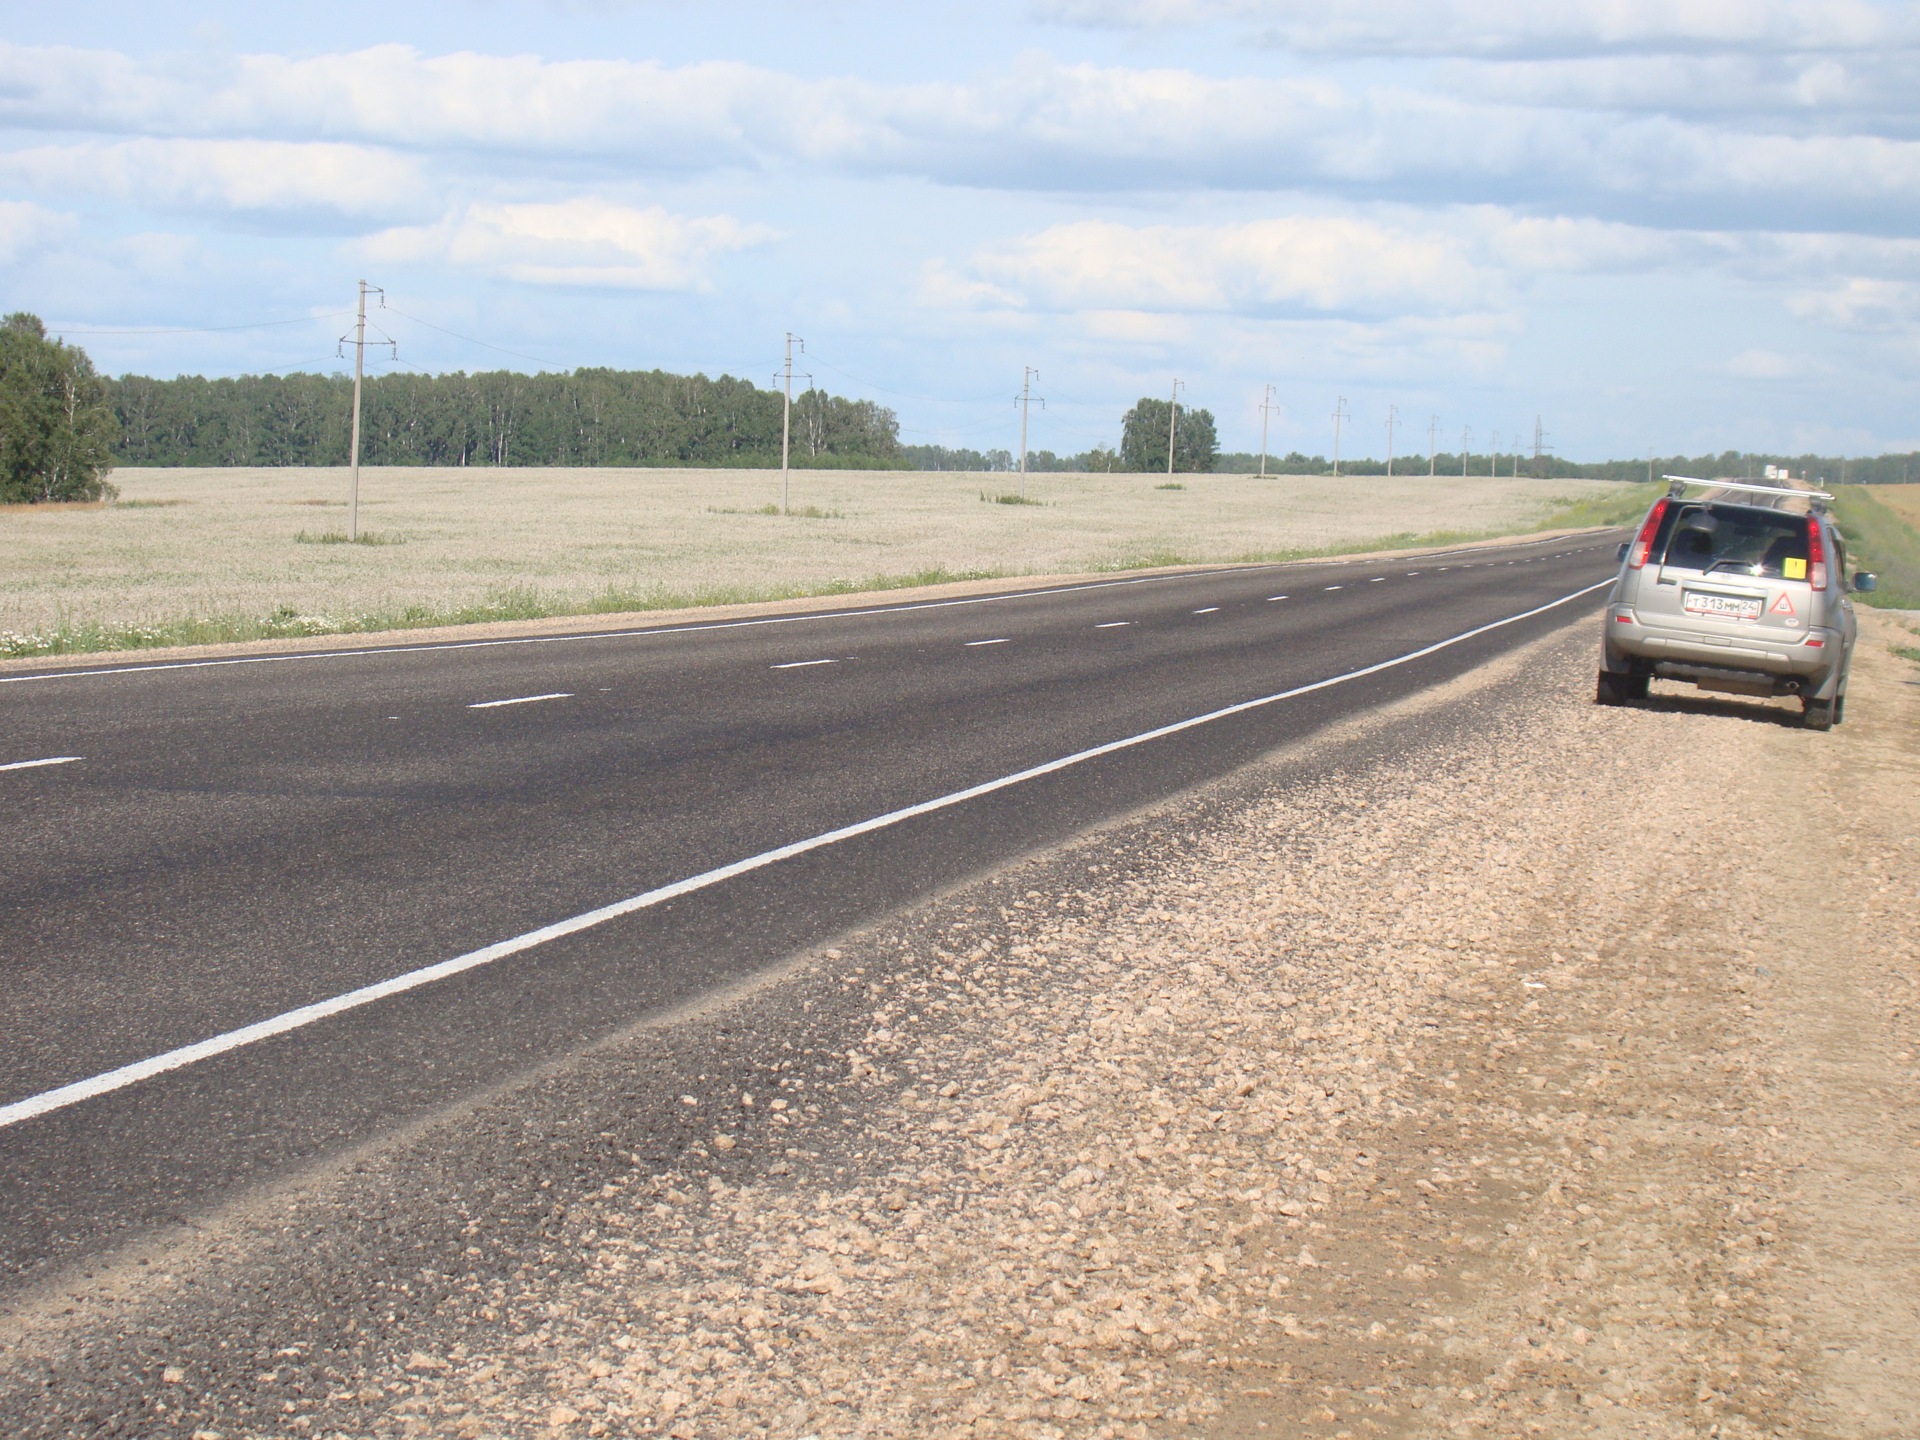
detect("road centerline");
top-left (0, 576), bottom-right (1614, 1134)
top-left (467, 693), bottom-right (572, 710)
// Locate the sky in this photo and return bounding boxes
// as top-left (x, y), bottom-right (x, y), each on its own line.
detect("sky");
top-left (2, 0), bottom-right (1916, 462)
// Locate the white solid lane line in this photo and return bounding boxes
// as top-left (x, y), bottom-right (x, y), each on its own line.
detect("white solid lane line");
top-left (0, 576), bottom-right (1617, 1133)
top-left (1192, 607), bottom-right (1220, 615)
top-left (771, 659), bottom-right (837, 670)
top-left (1095, 622), bottom-right (1132, 629)
top-left (467, 692), bottom-right (572, 709)
top-left (1, 755), bottom-right (83, 773)
top-left (965, 638), bottom-right (1011, 647)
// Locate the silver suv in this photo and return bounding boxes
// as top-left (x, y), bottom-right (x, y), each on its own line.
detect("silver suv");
top-left (1597, 477), bottom-right (1877, 731)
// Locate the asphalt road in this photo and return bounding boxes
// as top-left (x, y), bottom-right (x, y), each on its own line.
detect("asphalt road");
top-left (0, 533), bottom-right (1622, 1293)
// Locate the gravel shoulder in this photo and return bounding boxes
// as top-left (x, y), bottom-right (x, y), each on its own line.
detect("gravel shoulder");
top-left (3, 611), bottom-right (1913, 1439)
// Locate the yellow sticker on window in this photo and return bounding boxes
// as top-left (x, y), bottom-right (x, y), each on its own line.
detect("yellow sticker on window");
top-left (1784, 557), bottom-right (1807, 580)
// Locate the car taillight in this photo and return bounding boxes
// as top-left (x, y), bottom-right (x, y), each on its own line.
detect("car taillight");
top-left (1628, 499), bottom-right (1669, 569)
top-left (1805, 517), bottom-right (1828, 590)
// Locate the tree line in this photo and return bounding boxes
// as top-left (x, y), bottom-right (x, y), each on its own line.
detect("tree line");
top-left (5, 315), bottom-right (1919, 500)
top-left (0, 313), bottom-right (118, 502)
top-left (105, 367), bottom-right (903, 469)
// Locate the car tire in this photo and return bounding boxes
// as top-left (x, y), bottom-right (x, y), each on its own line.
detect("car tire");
top-left (1596, 671), bottom-right (1629, 706)
top-left (1832, 693), bottom-right (1847, 726)
top-left (1624, 672), bottom-right (1650, 700)
top-left (1802, 697), bottom-right (1835, 731)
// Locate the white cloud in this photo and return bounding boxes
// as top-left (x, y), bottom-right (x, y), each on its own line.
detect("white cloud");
top-left (957, 216), bottom-right (1484, 317)
top-left (1035, 0), bottom-right (1916, 58)
top-left (0, 139), bottom-right (425, 218)
top-left (3, 42), bottom-right (1918, 227)
top-left (363, 199), bottom-right (777, 289)
top-left (1786, 276), bottom-right (1920, 330)
top-left (1727, 348), bottom-right (1798, 378)
top-left (0, 199), bottom-right (73, 263)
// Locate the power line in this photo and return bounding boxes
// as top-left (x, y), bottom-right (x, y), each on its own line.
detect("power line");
top-left (45, 314), bottom-right (344, 336)
top-left (381, 307), bottom-right (566, 370)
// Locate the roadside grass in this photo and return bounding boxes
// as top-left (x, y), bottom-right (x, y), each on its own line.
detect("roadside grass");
top-left (0, 567), bottom-right (1015, 659)
top-left (293, 530), bottom-right (406, 546)
top-left (982, 492), bottom-right (1043, 505)
top-left (1155, 482), bottom-right (1186, 491)
top-left (1833, 486), bottom-right (1920, 609)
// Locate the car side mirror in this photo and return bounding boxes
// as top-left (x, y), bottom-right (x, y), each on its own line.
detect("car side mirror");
top-left (1852, 572), bottom-right (1878, 593)
top-left (1615, 542), bottom-right (1629, 562)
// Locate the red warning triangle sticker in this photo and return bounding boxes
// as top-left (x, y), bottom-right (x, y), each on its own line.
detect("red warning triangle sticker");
top-left (1770, 592), bottom-right (1795, 615)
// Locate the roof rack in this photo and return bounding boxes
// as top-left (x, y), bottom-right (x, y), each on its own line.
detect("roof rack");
top-left (1663, 474), bottom-right (1832, 510)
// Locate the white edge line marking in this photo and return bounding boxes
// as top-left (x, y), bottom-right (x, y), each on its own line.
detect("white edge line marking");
top-left (771, 658), bottom-right (837, 669)
top-left (467, 692), bottom-right (572, 709)
top-left (0, 576), bottom-right (1612, 1132)
top-left (0, 530), bottom-right (1626, 687)
top-left (0, 755), bottom-right (83, 772)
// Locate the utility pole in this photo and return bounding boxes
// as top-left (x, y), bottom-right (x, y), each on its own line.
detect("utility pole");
top-left (1016, 367), bottom-right (1044, 495)
top-left (337, 279), bottom-right (388, 543)
top-left (1331, 396), bottom-right (1348, 477)
top-left (1258, 384), bottom-right (1279, 478)
top-left (1427, 415), bottom-right (1439, 477)
top-left (1166, 379), bottom-right (1184, 475)
top-left (1385, 405), bottom-right (1398, 478)
top-left (1489, 429), bottom-right (1498, 480)
top-left (1461, 426), bottom-right (1471, 479)
top-left (780, 332), bottom-right (806, 516)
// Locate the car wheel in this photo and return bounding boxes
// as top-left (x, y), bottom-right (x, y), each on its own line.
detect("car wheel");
top-left (1596, 671), bottom-right (1629, 706)
top-left (1802, 697), bottom-right (1835, 731)
top-left (1624, 672), bottom-right (1650, 700)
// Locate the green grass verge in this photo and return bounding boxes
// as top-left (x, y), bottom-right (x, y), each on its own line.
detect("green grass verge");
top-left (0, 485), bottom-right (1653, 661)
top-left (981, 491), bottom-right (1043, 506)
top-left (1832, 486), bottom-right (1920, 609)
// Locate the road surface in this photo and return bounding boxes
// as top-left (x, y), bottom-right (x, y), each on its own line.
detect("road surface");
top-left (0, 534), bottom-right (1620, 1292)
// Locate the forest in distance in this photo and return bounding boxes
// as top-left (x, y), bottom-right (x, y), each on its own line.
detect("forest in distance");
top-left (99, 364), bottom-right (1920, 484)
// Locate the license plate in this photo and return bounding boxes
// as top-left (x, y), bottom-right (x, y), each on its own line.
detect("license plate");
top-left (1683, 590), bottom-right (1763, 620)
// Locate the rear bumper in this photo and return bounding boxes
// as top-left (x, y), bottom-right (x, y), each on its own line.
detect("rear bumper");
top-left (1603, 605), bottom-right (1838, 686)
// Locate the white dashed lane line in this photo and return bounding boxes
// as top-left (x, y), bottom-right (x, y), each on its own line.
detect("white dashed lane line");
top-left (965, 638), bottom-right (1011, 647)
top-left (1324, 585), bottom-right (1343, 591)
top-left (1369, 577), bottom-right (1386, 583)
top-left (1095, 622), bottom-right (1132, 629)
top-left (1266, 595), bottom-right (1288, 602)
top-left (771, 659), bottom-right (838, 670)
top-left (466, 693), bottom-right (572, 710)
top-left (1192, 607), bottom-right (1221, 615)
top-left (1, 756), bottom-right (83, 773)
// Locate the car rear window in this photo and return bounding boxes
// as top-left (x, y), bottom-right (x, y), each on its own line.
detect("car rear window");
top-left (1653, 503), bottom-right (1811, 579)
